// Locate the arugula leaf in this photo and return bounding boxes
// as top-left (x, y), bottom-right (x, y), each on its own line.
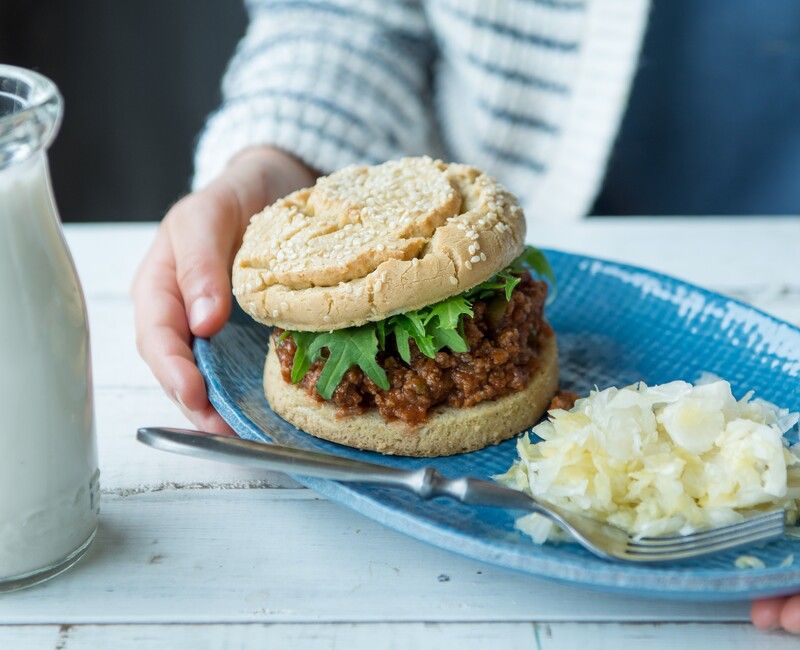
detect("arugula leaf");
top-left (375, 319), bottom-right (386, 350)
top-left (401, 310), bottom-right (427, 338)
top-left (413, 330), bottom-right (437, 358)
top-left (393, 320), bottom-right (412, 363)
top-left (387, 297), bottom-right (470, 361)
top-left (307, 326), bottom-right (389, 399)
top-left (465, 269), bottom-right (520, 302)
top-left (501, 271), bottom-right (522, 301)
top-left (289, 331), bottom-right (316, 384)
top-left (479, 270), bottom-right (522, 301)
top-left (432, 327), bottom-right (468, 353)
top-left (424, 295), bottom-right (473, 330)
top-left (391, 315), bottom-right (435, 362)
top-left (513, 245), bottom-right (556, 287)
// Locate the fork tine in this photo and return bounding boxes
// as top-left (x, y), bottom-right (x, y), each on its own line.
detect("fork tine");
top-left (627, 519), bottom-right (785, 555)
top-left (623, 534), bottom-right (783, 562)
top-left (630, 510), bottom-right (786, 548)
top-left (629, 522), bottom-right (785, 555)
top-left (623, 523), bottom-right (785, 561)
top-left (624, 531), bottom-right (785, 562)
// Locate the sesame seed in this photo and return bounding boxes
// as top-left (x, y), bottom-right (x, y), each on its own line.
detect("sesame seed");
top-left (465, 261), bottom-right (473, 270)
top-left (480, 252), bottom-right (486, 261)
top-left (271, 309), bottom-right (278, 318)
top-left (449, 276), bottom-right (458, 285)
top-left (468, 244), bottom-right (476, 255)
top-left (470, 255), bottom-right (481, 264)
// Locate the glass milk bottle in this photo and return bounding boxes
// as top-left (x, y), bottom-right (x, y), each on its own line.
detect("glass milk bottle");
top-left (0, 65), bottom-right (99, 591)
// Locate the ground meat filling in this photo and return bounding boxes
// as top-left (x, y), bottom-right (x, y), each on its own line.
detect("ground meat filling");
top-left (549, 390), bottom-right (579, 412)
top-left (274, 272), bottom-right (550, 426)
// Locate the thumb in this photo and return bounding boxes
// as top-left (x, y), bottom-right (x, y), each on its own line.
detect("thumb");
top-left (166, 189), bottom-right (242, 338)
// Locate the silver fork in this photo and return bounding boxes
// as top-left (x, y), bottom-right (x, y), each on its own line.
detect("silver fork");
top-left (137, 427), bottom-right (788, 563)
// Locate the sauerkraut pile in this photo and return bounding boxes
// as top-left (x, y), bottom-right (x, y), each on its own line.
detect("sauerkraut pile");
top-left (495, 377), bottom-right (800, 543)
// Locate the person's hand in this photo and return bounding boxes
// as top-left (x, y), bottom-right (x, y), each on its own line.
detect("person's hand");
top-left (132, 147), bottom-right (316, 433)
top-left (752, 595), bottom-right (800, 633)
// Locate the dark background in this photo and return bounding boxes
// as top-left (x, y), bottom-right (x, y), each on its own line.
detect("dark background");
top-left (0, 0), bottom-right (246, 222)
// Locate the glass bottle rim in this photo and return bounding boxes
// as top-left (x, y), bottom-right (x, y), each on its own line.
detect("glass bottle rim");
top-left (0, 65), bottom-right (63, 170)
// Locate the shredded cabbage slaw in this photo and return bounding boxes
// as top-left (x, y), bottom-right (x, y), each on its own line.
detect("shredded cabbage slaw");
top-left (495, 377), bottom-right (800, 543)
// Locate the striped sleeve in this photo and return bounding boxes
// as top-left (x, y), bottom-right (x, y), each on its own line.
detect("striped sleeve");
top-left (426, 0), bottom-right (649, 222)
top-left (192, 0), bottom-right (437, 190)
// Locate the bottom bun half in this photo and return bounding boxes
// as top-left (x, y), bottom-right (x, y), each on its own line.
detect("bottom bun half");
top-left (264, 331), bottom-right (558, 457)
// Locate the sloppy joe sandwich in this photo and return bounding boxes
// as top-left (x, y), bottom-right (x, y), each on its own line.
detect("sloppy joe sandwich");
top-left (232, 156), bottom-right (558, 456)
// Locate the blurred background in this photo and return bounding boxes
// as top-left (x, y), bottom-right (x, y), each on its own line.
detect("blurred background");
top-left (0, 0), bottom-right (245, 222)
top-left (3, 0), bottom-right (799, 221)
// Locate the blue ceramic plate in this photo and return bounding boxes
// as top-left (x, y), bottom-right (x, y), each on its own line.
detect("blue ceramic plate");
top-left (195, 250), bottom-right (800, 601)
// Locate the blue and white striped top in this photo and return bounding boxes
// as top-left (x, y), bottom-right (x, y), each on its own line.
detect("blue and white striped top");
top-left (193, 0), bottom-right (649, 222)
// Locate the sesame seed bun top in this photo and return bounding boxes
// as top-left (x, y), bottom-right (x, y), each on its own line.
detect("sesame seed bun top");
top-left (232, 157), bottom-right (526, 331)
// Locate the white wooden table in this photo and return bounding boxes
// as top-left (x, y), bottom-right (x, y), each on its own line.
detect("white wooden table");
top-left (3, 219), bottom-right (800, 649)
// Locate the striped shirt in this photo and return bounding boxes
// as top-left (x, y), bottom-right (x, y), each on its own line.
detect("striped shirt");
top-left (193, 0), bottom-right (649, 222)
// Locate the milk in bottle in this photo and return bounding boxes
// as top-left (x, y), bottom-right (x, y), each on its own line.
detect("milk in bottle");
top-left (0, 65), bottom-right (99, 591)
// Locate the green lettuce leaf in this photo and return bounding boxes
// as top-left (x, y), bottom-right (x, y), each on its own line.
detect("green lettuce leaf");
top-left (375, 319), bottom-right (386, 349)
top-left (466, 269), bottom-right (521, 302)
top-left (513, 246), bottom-right (556, 288)
top-left (392, 320), bottom-right (412, 363)
top-left (307, 326), bottom-right (389, 399)
top-left (432, 327), bottom-right (469, 353)
top-left (424, 295), bottom-right (473, 330)
top-left (391, 314), bottom-right (434, 362)
top-left (289, 331), bottom-right (315, 384)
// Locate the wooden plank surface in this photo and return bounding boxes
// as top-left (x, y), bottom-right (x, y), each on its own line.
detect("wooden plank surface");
top-left (95, 387), bottom-right (298, 492)
top-left (1, 622), bottom-right (797, 650)
top-left (533, 217), bottom-right (800, 293)
top-left (0, 490), bottom-right (748, 625)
